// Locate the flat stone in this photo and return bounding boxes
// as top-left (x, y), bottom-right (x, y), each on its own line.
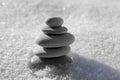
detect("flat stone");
top-left (42, 26), bottom-right (68, 34)
top-left (33, 46), bottom-right (70, 58)
top-left (29, 56), bottom-right (73, 69)
top-left (46, 17), bottom-right (63, 27)
top-left (36, 33), bottom-right (75, 48)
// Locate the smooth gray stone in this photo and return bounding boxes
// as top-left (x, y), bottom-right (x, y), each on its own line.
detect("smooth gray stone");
top-left (46, 17), bottom-right (63, 27)
top-left (36, 33), bottom-right (75, 48)
top-left (42, 26), bottom-right (68, 34)
top-left (33, 46), bottom-right (70, 58)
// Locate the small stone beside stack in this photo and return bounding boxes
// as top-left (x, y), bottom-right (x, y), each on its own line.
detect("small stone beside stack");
top-left (31, 17), bottom-right (75, 64)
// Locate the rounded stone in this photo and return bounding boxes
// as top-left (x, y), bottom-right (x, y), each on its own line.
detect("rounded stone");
top-left (30, 55), bottom-right (41, 64)
top-left (36, 33), bottom-right (75, 48)
top-left (46, 17), bottom-right (63, 27)
top-left (42, 26), bottom-right (68, 34)
top-left (34, 46), bottom-right (70, 58)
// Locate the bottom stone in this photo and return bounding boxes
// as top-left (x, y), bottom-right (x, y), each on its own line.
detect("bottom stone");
top-left (29, 55), bottom-right (73, 66)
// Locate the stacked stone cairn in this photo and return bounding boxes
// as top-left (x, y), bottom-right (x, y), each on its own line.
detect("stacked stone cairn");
top-left (31, 17), bottom-right (75, 64)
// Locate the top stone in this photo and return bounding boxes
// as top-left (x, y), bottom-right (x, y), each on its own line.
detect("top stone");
top-left (46, 17), bottom-right (64, 27)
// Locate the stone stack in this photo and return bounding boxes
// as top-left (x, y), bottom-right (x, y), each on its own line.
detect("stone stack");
top-left (31, 17), bottom-right (75, 64)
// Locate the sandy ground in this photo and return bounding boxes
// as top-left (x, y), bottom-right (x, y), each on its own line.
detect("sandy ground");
top-left (0, 0), bottom-right (120, 80)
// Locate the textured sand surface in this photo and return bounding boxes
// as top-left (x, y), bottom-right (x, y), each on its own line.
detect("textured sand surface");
top-left (0, 0), bottom-right (120, 80)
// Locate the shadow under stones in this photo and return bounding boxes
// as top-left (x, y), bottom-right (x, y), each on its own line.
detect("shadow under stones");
top-left (28, 52), bottom-right (120, 80)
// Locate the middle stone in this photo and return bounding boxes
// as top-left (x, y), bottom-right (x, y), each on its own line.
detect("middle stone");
top-left (42, 26), bottom-right (68, 34)
top-left (36, 33), bottom-right (75, 48)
